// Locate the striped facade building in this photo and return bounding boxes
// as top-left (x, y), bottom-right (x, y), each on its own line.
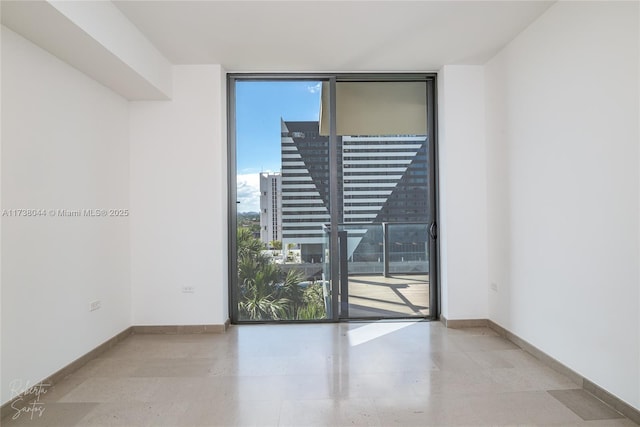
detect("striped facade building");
top-left (280, 120), bottom-right (428, 263)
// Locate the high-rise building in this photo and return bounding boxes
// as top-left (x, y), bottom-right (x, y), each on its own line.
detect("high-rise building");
top-left (259, 172), bottom-right (282, 246)
top-left (280, 119), bottom-right (429, 264)
top-left (342, 134), bottom-right (429, 265)
top-left (342, 135), bottom-right (428, 224)
top-left (280, 120), bottom-right (334, 262)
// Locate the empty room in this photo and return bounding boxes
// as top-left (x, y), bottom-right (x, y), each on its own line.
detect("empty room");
top-left (1, 1), bottom-right (639, 426)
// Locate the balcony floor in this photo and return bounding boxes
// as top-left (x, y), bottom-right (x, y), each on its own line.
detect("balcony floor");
top-left (345, 274), bottom-right (429, 318)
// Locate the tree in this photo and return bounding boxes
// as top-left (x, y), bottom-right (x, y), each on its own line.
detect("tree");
top-left (237, 227), bottom-right (265, 259)
top-left (236, 228), bottom-right (326, 321)
top-left (269, 240), bottom-right (282, 250)
top-left (277, 269), bottom-right (305, 318)
top-left (298, 283), bottom-right (326, 320)
top-left (237, 228), bottom-right (286, 320)
top-left (238, 258), bottom-right (289, 320)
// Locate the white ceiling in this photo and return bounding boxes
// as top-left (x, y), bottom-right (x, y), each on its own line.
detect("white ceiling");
top-left (114, 1), bottom-right (554, 71)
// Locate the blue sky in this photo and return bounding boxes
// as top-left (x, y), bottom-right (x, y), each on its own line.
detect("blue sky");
top-left (236, 80), bottom-right (322, 212)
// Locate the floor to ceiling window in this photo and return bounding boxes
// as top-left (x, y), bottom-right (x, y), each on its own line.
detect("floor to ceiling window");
top-left (228, 74), bottom-right (438, 323)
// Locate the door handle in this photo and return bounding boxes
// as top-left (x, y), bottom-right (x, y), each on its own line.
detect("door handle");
top-left (429, 221), bottom-right (438, 240)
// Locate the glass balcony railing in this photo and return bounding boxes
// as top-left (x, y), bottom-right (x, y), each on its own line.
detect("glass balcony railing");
top-left (338, 222), bottom-right (429, 276)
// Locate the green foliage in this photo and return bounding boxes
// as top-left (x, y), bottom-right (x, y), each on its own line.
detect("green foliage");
top-left (278, 269), bottom-right (305, 318)
top-left (296, 303), bottom-right (325, 320)
top-left (298, 283), bottom-right (326, 320)
top-left (237, 227), bottom-right (265, 260)
top-left (303, 283), bottom-right (325, 308)
top-left (269, 240), bottom-right (283, 250)
top-left (237, 229), bottom-right (326, 321)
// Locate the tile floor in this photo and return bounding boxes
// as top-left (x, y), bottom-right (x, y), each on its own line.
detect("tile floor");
top-left (3, 321), bottom-right (637, 426)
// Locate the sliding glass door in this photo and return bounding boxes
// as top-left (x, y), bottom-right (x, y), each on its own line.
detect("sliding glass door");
top-left (228, 75), bottom-right (438, 323)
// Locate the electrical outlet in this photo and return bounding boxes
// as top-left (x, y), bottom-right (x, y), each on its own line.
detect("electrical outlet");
top-left (490, 282), bottom-right (498, 292)
top-left (89, 300), bottom-right (101, 311)
top-left (181, 286), bottom-right (195, 293)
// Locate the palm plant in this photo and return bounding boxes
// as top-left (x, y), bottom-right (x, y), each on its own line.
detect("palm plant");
top-left (237, 228), bottom-right (289, 320)
top-left (238, 261), bottom-right (290, 320)
top-left (277, 269), bottom-right (305, 318)
top-left (236, 227), bottom-right (326, 321)
top-left (299, 282), bottom-right (326, 320)
top-left (237, 227), bottom-right (265, 260)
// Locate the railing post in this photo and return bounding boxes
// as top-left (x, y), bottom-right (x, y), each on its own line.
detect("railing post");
top-left (338, 230), bottom-right (349, 318)
top-left (383, 222), bottom-right (390, 277)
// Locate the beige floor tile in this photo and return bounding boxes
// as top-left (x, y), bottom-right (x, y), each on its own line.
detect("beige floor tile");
top-left (548, 388), bottom-right (624, 421)
top-left (451, 334), bottom-right (521, 352)
top-left (430, 351), bottom-right (483, 372)
top-left (57, 378), bottom-right (161, 403)
top-left (150, 377), bottom-right (209, 403)
top-left (370, 395), bottom-right (434, 426)
top-left (75, 401), bottom-right (189, 427)
top-left (181, 399), bottom-right (282, 427)
top-left (316, 372), bottom-right (425, 400)
top-left (465, 350), bottom-right (517, 369)
top-left (279, 398), bottom-right (380, 427)
top-left (100, 340), bottom-right (192, 360)
top-left (196, 375), bottom-right (288, 402)
top-left (186, 343), bottom-right (236, 359)
top-left (131, 358), bottom-right (217, 377)
top-left (332, 398), bottom-right (381, 427)
top-left (498, 349), bottom-right (552, 370)
top-left (280, 374), bottom-right (341, 400)
top-left (2, 402), bottom-right (99, 427)
top-left (282, 354), bottom-right (335, 376)
top-left (411, 369), bottom-right (510, 396)
top-left (3, 322), bottom-right (638, 427)
top-left (72, 358), bottom-right (145, 379)
top-left (32, 376), bottom-right (88, 404)
top-left (328, 350), bottom-right (437, 375)
top-left (421, 334), bottom-right (466, 352)
top-left (212, 355), bottom-right (290, 377)
top-left (437, 391), bottom-right (584, 425)
top-left (486, 366), bottom-right (579, 392)
top-left (376, 391), bottom-right (584, 426)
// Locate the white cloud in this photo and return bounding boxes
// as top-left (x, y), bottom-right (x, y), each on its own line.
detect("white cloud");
top-left (236, 173), bottom-right (261, 213)
top-left (306, 82), bottom-right (322, 94)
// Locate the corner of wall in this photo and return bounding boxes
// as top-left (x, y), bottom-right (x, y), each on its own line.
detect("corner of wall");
top-left (437, 65), bottom-right (489, 321)
top-left (482, 0), bottom-right (640, 409)
top-left (1, 27), bottom-right (131, 405)
top-left (129, 64), bottom-right (229, 326)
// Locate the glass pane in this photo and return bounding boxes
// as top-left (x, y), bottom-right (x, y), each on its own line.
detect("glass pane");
top-left (337, 81), bottom-right (431, 319)
top-left (341, 223), bottom-right (384, 275)
top-left (388, 223), bottom-right (429, 274)
top-left (235, 80), bottom-right (329, 321)
top-left (233, 78), bottom-right (433, 322)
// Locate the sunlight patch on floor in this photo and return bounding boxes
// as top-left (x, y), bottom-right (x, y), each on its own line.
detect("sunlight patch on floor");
top-left (347, 321), bottom-right (415, 347)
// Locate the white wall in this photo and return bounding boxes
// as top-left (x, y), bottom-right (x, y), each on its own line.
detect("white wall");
top-left (1, 0), bottom-right (173, 100)
top-left (485, 1), bottom-right (640, 408)
top-left (438, 65), bottom-right (489, 320)
top-left (129, 65), bottom-right (228, 326)
top-left (1, 27), bottom-right (131, 405)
